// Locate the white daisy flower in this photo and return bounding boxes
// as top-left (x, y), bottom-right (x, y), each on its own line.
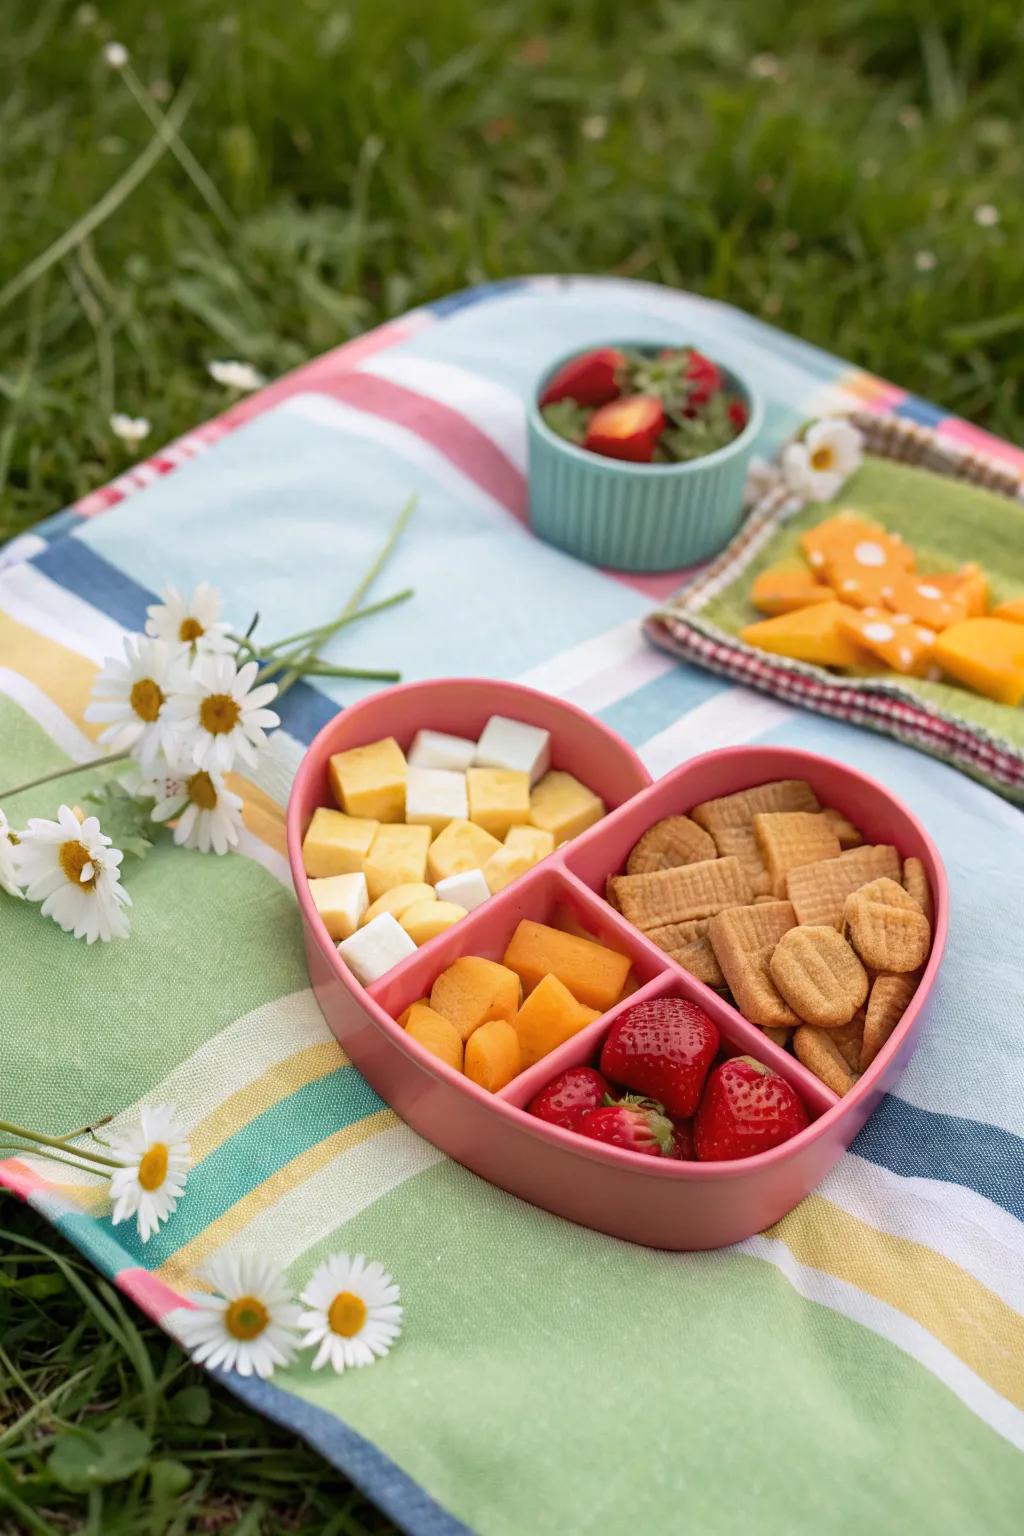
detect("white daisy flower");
top-left (781, 419), bottom-right (864, 503)
top-left (163, 655), bottom-right (279, 775)
top-left (108, 1104), bottom-right (191, 1242)
top-left (145, 583), bottom-right (235, 657)
top-left (742, 454), bottom-right (783, 510)
top-left (109, 412), bottom-right (150, 445)
top-left (178, 1253), bottom-right (302, 1379)
top-left (298, 1252), bottom-right (403, 1373)
top-left (16, 804), bottom-right (131, 943)
top-left (0, 807), bottom-right (23, 898)
top-left (142, 758), bottom-right (244, 855)
top-left (207, 359), bottom-right (265, 392)
top-left (84, 635), bottom-right (188, 768)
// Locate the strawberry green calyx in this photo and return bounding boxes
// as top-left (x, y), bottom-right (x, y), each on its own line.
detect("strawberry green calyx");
top-left (645, 1107), bottom-right (675, 1155)
top-left (736, 1056), bottom-right (772, 1075)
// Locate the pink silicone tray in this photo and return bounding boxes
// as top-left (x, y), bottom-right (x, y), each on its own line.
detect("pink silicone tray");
top-left (287, 678), bottom-right (947, 1250)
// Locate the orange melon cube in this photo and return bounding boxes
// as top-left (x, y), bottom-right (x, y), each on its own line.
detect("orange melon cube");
top-left (751, 564), bottom-right (832, 616)
top-left (992, 598), bottom-right (1024, 625)
top-left (402, 1003), bottom-right (464, 1073)
top-left (512, 973), bottom-right (601, 1069)
top-left (837, 607), bottom-right (937, 677)
top-left (551, 901), bottom-right (599, 940)
top-left (881, 572), bottom-right (968, 631)
top-left (397, 997), bottom-right (431, 1027)
top-left (740, 602), bottom-right (870, 669)
top-left (464, 1018), bottom-right (521, 1092)
top-left (502, 920), bottom-right (631, 1011)
top-left (428, 956), bottom-right (522, 1041)
top-left (934, 618), bottom-right (1024, 705)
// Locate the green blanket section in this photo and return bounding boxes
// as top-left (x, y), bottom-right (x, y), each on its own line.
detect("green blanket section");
top-left (698, 456), bottom-right (1024, 747)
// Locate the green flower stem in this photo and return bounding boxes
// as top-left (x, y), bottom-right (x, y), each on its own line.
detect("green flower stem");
top-left (299, 663), bottom-right (401, 680)
top-left (257, 586), bottom-right (414, 659)
top-left (0, 750), bottom-right (131, 802)
top-left (0, 1120), bottom-right (123, 1171)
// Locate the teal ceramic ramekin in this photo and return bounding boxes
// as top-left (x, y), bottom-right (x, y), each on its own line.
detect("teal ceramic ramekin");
top-left (527, 341), bottom-right (764, 572)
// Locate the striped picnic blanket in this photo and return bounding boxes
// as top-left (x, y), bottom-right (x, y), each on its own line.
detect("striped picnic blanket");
top-left (2, 277), bottom-right (1022, 1536)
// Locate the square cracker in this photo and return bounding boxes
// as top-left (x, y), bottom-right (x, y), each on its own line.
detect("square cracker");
top-left (707, 823), bottom-right (772, 897)
top-left (608, 856), bottom-right (753, 930)
top-left (691, 778), bottom-right (820, 835)
top-left (786, 843), bottom-right (901, 928)
top-left (707, 900), bottom-right (799, 1028)
top-left (669, 936), bottom-right (725, 989)
top-left (753, 811), bottom-right (841, 896)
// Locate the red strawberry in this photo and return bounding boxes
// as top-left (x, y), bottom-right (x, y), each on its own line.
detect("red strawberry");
top-left (600, 997), bottom-right (719, 1118)
top-left (685, 349), bottom-right (723, 407)
top-left (695, 1056), bottom-right (810, 1162)
top-left (577, 1101), bottom-right (673, 1157)
top-left (527, 1066), bottom-right (610, 1131)
top-left (540, 347), bottom-right (625, 408)
top-left (584, 394), bottom-right (665, 462)
top-left (727, 397), bottom-right (748, 431)
top-left (667, 1118), bottom-right (696, 1160)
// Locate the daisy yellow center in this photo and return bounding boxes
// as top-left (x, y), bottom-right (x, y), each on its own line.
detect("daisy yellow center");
top-left (179, 616), bottom-right (204, 642)
top-left (200, 693), bottom-right (240, 736)
top-left (137, 1143), bottom-right (168, 1191)
top-left (59, 840), bottom-right (96, 888)
top-left (809, 445), bottom-right (834, 472)
top-left (187, 771), bottom-right (218, 811)
top-left (225, 1296), bottom-right (269, 1340)
top-left (130, 677), bottom-right (165, 723)
top-left (327, 1291), bottom-right (368, 1338)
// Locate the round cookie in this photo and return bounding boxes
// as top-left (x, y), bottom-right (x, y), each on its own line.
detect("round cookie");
top-left (769, 924), bottom-right (868, 1027)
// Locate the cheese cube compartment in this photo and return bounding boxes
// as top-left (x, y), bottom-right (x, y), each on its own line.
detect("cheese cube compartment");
top-left (329, 736), bottom-right (407, 822)
top-left (336, 912), bottom-right (417, 985)
top-left (361, 883), bottom-right (437, 927)
top-left (529, 771), bottom-right (605, 844)
top-left (400, 900), bottom-right (468, 946)
top-left (428, 819), bottom-right (504, 883)
top-left (474, 715), bottom-right (551, 785)
top-left (434, 868), bottom-right (492, 912)
top-left (407, 729), bottom-right (477, 772)
top-left (483, 825), bottom-right (556, 894)
top-left (363, 824), bottom-right (432, 902)
top-left (308, 872), bottom-right (369, 940)
top-left (301, 807), bottom-right (378, 877)
top-left (404, 766), bottom-right (468, 834)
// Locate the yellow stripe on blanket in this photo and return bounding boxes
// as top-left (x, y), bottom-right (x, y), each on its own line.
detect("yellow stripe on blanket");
top-left (0, 609), bottom-right (102, 735)
top-left (771, 1195), bottom-right (1024, 1410)
top-left (158, 1107), bottom-right (398, 1290)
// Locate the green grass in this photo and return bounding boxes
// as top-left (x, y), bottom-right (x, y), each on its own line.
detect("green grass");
top-left (1, 0), bottom-right (1022, 1528)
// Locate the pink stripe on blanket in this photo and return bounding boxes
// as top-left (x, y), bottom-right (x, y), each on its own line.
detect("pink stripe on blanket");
top-left (937, 418), bottom-right (1024, 474)
top-left (118, 1267), bottom-right (193, 1322)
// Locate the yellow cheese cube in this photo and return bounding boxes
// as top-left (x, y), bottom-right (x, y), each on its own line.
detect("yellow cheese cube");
top-left (400, 900), bottom-right (468, 946)
top-left (934, 618), bottom-right (1024, 705)
top-left (308, 872), bottom-right (369, 940)
top-left (529, 771), bottom-right (605, 844)
top-left (427, 819), bottom-right (503, 883)
top-left (328, 736), bottom-right (407, 823)
top-left (361, 883), bottom-right (436, 928)
top-left (301, 806), bottom-right (378, 877)
top-left (466, 767), bottom-right (531, 839)
top-left (363, 824), bottom-right (431, 902)
top-left (482, 827), bottom-right (555, 894)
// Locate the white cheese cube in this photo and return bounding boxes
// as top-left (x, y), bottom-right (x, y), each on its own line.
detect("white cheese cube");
top-left (404, 767), bottom-right (468, 834)
top-left (474, 716), bottom-right (551, 786)
top-left (434, 867), bottom-right (492, 912)
top-left (407, 729), bottom-right (477, 772)
top-left (308, 871), bottom-right (369, 941)
top-left (336, 912), bottom-right (417, 986)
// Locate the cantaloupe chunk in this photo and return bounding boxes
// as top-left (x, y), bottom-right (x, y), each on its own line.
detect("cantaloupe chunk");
top-left (551, 901), bottom-right (598, 940)
top-left (502, 920), bottom-right (631, 1011)
top-left (934, 618), bottom-right (1024, 705)
top-left (992, 598), bottom-right (1024, 625)
top-left (397, 997), bottom-right (431, 1027)
top-left (881, 572), bottom-right (968, 631)
top-left (512, 973), bottom-right (600, 1069)
top-left (838, 607), bottom-right (937, 677)
top-left (740, 602), bottom-right (869, 669)
top-left (933, 563), bottom-right (988, 617)
top-left (402, 1003), bottom-right (463, 1072)
top-left (464, 1018), bottom-right (521, 1091)
top-left (429, 956), bottom-right (522, 1041)
top-left (751, 564), bottom-right (832, 616)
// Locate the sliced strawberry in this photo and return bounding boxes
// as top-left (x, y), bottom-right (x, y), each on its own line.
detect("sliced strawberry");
top-left (600, 997), bottom-right (719, 1118)
top-left (577, 1101), bottom-right (673, 1157)
top-left (695, 1056), bottom-right (810, 1162)
top-left (540, 347), bottom-right (626, 408)
top-left (685, 349), bottom-right (723, 408)
top-left (527, 1066), bottom-right (610, 1131)
top-left (583, 394), bottom-right (665, 462)
top-left (727, 397), bottom-right (748, 431)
